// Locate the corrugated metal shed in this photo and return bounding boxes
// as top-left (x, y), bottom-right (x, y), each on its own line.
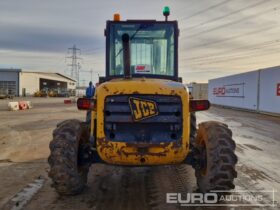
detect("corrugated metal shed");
top-left (19, 71), bottom-right (76, 96)
top-left (0, 69), bottom-right (21, 96)
top-left (0, 69), bottom-right (77, 96)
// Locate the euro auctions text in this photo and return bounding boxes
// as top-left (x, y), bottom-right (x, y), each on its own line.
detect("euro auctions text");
top-left (166, 190), bottom-right (277, 207)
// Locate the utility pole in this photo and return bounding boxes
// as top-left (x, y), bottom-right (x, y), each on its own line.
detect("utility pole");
top-left (66, 45), bottom-right (82, 83)
top-left (77, 63), bottom-right (81, 87)
top-left (79, 69), bottom-right (94, 84)
top-left (90, 68), bottom-right (93, 82)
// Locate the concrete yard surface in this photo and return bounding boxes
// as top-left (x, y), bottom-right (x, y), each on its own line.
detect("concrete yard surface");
top-left (0, 98), bottom-right (279, 210)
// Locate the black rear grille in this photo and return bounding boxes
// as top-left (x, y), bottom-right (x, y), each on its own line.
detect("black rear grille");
top-left (104, 95), bottom-right (182, 143)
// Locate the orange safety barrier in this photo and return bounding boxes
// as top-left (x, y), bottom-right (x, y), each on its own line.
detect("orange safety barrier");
top-left (64, 99), bottom-right (72, 104)
top-left (19, 101), bottom-right (28, 110)
top-left (8, 102), bottom-right (19, 111)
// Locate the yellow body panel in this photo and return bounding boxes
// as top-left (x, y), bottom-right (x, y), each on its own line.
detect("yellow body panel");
top-left (92, 78), bottom-right (190, 165)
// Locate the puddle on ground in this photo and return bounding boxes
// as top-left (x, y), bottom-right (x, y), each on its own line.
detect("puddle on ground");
top-left (236, 144), bottom-right (246, 154)
top-left (243, 144), bottom-right (263, 151)
top-left (241, 135), bottom-right (253, 139)
top-left (237, 164), bottom-right (277, 183)
top-left (3, 177), bottom-right (45, 210)
top-left (226, 121), bottom-right (242, 127)
top-left (0, 159), bottom-right (12, 163)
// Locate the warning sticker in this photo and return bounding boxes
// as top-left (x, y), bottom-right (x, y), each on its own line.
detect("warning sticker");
top-left (135, 65), bottom-right (151, 74)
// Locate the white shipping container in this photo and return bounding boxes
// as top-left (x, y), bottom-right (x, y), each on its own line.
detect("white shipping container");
top-left (258, 66), bottom-right (280, 114)
top-left (208, 71), bottom-right (259, 110)
top-left (192, 83), bottom-right (208, 99)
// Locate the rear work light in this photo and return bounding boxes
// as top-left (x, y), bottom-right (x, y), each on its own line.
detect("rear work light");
top-left (190, 100), bottom-right (210, 112)
top-left (77, 98), bottom-right (96, 110)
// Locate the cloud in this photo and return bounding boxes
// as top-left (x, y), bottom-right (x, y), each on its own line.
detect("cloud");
top-left (0, 23), bottom-right (104, 53)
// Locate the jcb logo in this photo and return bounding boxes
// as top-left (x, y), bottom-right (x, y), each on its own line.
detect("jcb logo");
top-left (129, 97), bottom-right (158, 121)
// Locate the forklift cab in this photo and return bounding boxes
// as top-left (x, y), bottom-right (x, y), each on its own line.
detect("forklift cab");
top-left (104, 17), bottom-right (180, 81)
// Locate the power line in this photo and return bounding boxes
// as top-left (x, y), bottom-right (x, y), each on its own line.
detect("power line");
top-left (185, 41), bottom-right (280, 63)
top-left (82, 47), bottom-right (104, 55)
top-left (182, 39), bottom-right (280, 60)
top-left (182, 48), bottom-right (280, 66)
top-left (181, 24), bottom-right (277, 50)
top-left (179, 55), bottom-right (280, 70)
top-left (182, 39), bottom-right (280, 61)
top-left (179, 0), bottom-right (233, 21)
top-left (79, 69), bottom-right (94, 82)
top-left (181, 5), bottom-right (280, 38)
top-left (182, 0), bottom-right (270, 31)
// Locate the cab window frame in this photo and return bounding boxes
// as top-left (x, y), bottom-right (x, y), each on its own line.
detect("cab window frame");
top-left (105, 20), bottom-right (179, 81)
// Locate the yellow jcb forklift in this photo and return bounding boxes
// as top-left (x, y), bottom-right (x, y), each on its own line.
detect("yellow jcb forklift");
top-left (48, 7), bottom-right (237, 195)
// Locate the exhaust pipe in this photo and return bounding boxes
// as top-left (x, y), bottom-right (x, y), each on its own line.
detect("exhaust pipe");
top-left (122, 33), bottom-right (131, 78)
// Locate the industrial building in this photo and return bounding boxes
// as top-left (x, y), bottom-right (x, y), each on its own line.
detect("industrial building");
top-left (208, 66), bottom-right (280, 115)
top-left (0, 69), bottom-right (76, 96)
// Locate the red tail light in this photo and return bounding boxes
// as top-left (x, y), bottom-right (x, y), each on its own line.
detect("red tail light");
top-left (77, 98), bottom-right (96, 110)
top-left (190, 100), bottom-right (210, 112)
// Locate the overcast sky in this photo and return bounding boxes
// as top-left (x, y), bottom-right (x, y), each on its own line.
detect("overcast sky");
top-left (0, 0), bottom-right (279, 84)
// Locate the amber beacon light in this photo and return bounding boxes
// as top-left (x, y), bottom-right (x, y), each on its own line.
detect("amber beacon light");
top-left (114, 13), bottom-right (120, 21)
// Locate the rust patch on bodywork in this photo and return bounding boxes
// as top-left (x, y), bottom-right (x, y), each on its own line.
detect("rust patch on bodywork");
top-left (95, 78), bottom-right (190, 165)
top-left (118, 142), bottom-right (171, 157)
top-left (122, 143), bottom-right (169, 157)
top-left (103, 85), bottom-right (109, 92)
top-left (170, 140), bottom-right (182, 149)
top-left (96, 137), bottom-right (113, 153)
top-left (125, 142), bottom-right (170, 148)
top-left (121, 151), bottom-right (167, 157)
top-left (98, 139), bottom-right (172, 158)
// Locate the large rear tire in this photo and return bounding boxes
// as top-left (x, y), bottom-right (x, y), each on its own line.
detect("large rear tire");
top-left (48, 119), bottom-right (91, 195)
top-left (190, 112), bottom-right (197, 143)
top-left (194, 121), bottom-right (237, 193)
